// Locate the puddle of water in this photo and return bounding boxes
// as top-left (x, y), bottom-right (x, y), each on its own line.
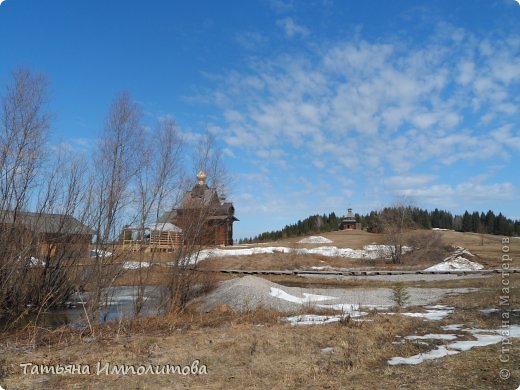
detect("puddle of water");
top-left (1, 285), bottom-right (167, 330)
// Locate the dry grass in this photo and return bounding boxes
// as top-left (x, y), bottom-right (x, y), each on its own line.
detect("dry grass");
top-left (1, 271), bottom-right (519, 389)
top-left (200, 229), bottom-right (518, 272)
top-left (1, 230), bottom-right (518, 388)
top-left (1, 304), bottom-right (518, 389)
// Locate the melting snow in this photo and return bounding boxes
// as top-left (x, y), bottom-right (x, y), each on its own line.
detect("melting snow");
top-left (283, 312), bottom-right (367, 326)
top-left (186, 244), bottom-right (412, 264)
top-left (398, 306), bottom-right (455, 321)
top-left (480, 308), bottom-right (499, 314)
top-left (388, 346), bottom-right (458, 365)
top-left (310, 266), bottom-right (332, 270)
top-left (441, 324), bottom-right (464, 331)
top-left (90, 249), bottom-right (113, 258)
top-left (26, 256), bottom-right (45, 267)
top-left (424, 257), bottom-right (483, 272)
top-left (122, 261), bottom-right (152, 270)
top-left (424, 247), bottom-right (482, 272)
top-left (269, 287), bottom-right (364, 316)
top-left (284, 314), bottom-right (349, 325)
top-left (317, 303), bottom-right (361, 312)
top-left (298, 236), bottom-right (333, 244)
top-left (404, 333), bottom-right (459, 341)
top-left (269, 287), bottom-right (335, 304)
top-left (388, 325), bottom-right (520, 365)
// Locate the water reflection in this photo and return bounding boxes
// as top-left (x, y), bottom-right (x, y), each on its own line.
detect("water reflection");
top-left (2, 285), bottom-right (167, 329)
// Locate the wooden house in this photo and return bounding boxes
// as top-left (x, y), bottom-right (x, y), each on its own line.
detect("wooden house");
top-left (0, 211), bottom-right (94, 260)
top-left (158, 171), bottom-right (238, 246)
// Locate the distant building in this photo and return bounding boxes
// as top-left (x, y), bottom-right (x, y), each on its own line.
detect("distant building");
top-left (158, 171), bottom-right (238, 246)
top-left (0, 211), bottom-right (94, 259)
top-left (339, 208), bottom-right (359, 230)
top-left (121, 222), bottom-right (183, 252)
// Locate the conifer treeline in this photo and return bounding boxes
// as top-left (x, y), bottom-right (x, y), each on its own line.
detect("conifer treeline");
top-left (240, 212), bottom-right (342, 243)
top-left (239, 208), bottom-right (520, 244)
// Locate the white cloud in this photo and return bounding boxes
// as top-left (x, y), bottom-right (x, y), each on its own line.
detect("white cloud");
top-left (276, 17), bottom-right (309, 38)
top-left (384, 175), bottom-right (438, 189)
top-left (201, 25), bottom-right (519, 221)
top-left (235, 31), bottom-right (267, 50)
top-left (269, 0), bottom-right (294, 13)
top-left (397, 181), bottom-right (516, 206)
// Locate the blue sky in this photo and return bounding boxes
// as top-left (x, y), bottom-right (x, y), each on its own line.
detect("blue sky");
top-left (1, 0), bottom-right (519, 239)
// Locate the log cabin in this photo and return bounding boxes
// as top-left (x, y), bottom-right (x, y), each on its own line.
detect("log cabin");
top-left (0, 210), bottom-right (94, 260)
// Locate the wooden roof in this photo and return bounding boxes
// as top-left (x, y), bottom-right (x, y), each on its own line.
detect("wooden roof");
top-left (0, 210), bottom-right (94, 235)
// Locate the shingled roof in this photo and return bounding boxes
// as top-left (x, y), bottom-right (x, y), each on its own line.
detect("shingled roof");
top-left (157, 171), bottom-right (238, 224)
top-left (180, 184), bottom-right (219, 209)
top-left (0, 211), bottom-right (94, 235)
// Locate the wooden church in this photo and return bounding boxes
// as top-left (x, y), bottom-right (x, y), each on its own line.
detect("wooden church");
top-left (339, 208), bottom-right (358, 230)
top-left (158, 171), bottom-right (238, 246)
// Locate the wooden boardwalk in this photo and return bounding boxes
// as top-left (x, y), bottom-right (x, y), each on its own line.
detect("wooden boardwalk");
top-left (195, 268), bottom-right (520, 276)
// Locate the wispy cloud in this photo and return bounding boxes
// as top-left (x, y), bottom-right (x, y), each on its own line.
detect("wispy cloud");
top-left (198, 21), bottom-right (519, 230)
top-left (235, 31), bottom-right (267, 50)
top-left (398, 181), bottom-right (516, 207)
top-left (269, 0), bottom-right (294, 13)
top-left (276, 17), bottom-right (309, 38)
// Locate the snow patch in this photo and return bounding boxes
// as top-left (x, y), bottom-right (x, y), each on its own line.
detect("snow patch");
top-left (424, 257), bottom-right (483, 272)
top-left (393, 305), bottom-right (454, 321)
top-left (310, 266), bottom-right (332, 270)
top-left (424, 247), bottom-right (482, 271)
top-left (441, 324), bottom-right (465, 331)
top-left (283, 312), bottom-right (367, 326)
top-left (298, 236), bottom-right (333, 244)
top-left (90, 249), bottom-right (113, 258)
top-left (480, 308), bottom-right (499, 314)
top-left (122, 261), bottom-right (151, 270)
top-left (284, 314), bottom-right (348, 325)
top-left (404, 333), bottom-right (459, 341)
top-left (184, 244), bottom-right (413, 265)
top-left (269, 287), bottom-right (335, 304)
top-left (388, 325), bottom-right (520, 365)
top-left (26, 256), bottom-right (45, 267)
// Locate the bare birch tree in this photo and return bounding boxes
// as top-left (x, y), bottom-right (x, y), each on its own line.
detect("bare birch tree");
top-left (88, 91), bottom-right (144, 320)
top-left (193, 131), bottom-right (229, 196)
top-left (0, 69), bottom-right (93, 328)
top-left (132, 117), bottom-right (183, 315)
top-left (0, 68), bottom-right (50, 320)
top-left (163, 132), bottom-right (229, 313)
top-left (379, 199), bottom-right (415, 264)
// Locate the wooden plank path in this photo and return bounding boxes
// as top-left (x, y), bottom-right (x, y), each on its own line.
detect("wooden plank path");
top-left (194, 268), bottom-right (520, 276)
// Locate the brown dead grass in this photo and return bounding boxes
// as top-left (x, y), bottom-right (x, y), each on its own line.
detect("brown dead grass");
top-left (1, 271), bottom-right (519, 389)
top-left (2, 231), bottom-right (517, 388)
top-left (199, 229), bottom-right (518, 272)
top-left (1, 306), bottom-right (518, 389)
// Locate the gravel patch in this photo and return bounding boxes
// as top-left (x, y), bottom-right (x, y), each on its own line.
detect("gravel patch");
top-left (302, 273), bottom-right (490, 282)
top-left (198, 276), bottom-right (477, 312)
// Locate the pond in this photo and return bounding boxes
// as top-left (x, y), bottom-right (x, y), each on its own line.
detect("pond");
top-left (1, 285), bottom-right (167, 330)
